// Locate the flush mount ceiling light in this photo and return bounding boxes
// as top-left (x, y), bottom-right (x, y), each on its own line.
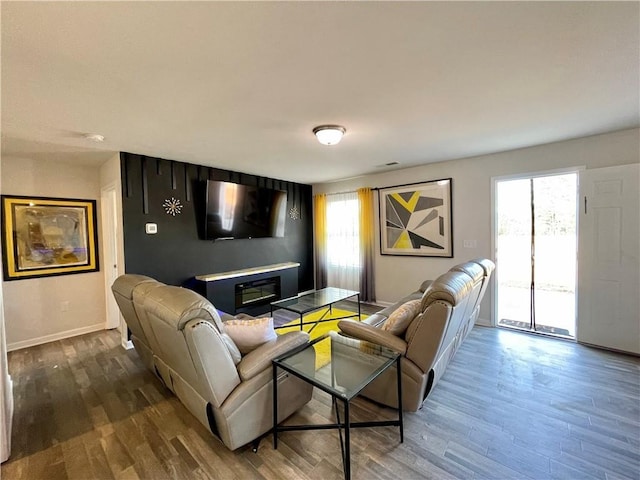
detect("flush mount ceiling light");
top-left (84, 133), bottom-right (105, 143)
top-left (313, 125), bottom-right (346, 146)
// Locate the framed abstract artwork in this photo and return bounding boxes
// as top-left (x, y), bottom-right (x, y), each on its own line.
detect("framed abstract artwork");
top-left (379, 178), bottom-right (453, 257)
top-left (1, 195), bottom-right (99, 280)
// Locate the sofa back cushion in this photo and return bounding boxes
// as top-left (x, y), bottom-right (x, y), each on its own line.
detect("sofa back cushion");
top-left (405, 271), bottom-right (474, 373)
top-left (143, 286), bottom-right (241, 406)
top-left (111, 274), bottom-right (162, 351)
top-left (420, 271), bottom-right (472, 311)
top-left (451, 261), bottom-right (484, 282)
top-left (471, 258), bottom-right (496, 320)
top-left (451, 261), bottom-right (485, 323)
top-left (132, 281), bottom-right (171, 359)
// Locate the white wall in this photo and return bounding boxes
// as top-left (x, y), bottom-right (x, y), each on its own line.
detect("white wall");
top-left (313, 128), bottom-right (640, 323)
top-left (1, 156), bottom-right (107, 350)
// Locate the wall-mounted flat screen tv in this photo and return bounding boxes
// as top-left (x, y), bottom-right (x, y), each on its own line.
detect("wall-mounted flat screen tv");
top-left (204, 180), bottom-right (287, 240)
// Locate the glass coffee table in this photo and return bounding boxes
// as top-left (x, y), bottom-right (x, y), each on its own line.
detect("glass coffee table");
top-left (270, 287), bottom-right (360, 332)
top-left (272, 331), bottom-right (403, 480)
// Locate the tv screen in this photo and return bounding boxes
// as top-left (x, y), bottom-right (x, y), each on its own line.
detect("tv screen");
top-left (204, 180), bottom-right (287, 240)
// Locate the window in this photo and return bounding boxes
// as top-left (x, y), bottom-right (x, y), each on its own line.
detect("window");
top-left (326, 192), bottom-right (360, 290)
top-left (314, 188), bottom-right (375, 301)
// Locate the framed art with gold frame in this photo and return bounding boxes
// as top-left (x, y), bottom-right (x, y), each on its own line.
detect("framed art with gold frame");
top-left (1, 195), bottom-right (99, 280)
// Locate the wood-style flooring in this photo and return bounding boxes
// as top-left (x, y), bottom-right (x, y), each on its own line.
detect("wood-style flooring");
top-left (2, 325), bottom-right (639, 479)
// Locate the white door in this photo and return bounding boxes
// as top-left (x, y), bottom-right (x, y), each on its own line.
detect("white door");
top-left (101, 185), bottom-right (120, 330)
top-left (577, 164), bottom-right (640, 354)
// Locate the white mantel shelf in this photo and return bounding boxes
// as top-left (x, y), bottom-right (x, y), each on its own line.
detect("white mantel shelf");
top-left (195, 262), bottom-right (300, 283)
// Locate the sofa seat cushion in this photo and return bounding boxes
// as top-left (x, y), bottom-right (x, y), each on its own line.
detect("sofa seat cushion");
top-left (382, 299), bottom-right (421, 336)
top-left (236, 331), bottom-right (310, 381)
top-left (224, 317), bottom-right (278, 355)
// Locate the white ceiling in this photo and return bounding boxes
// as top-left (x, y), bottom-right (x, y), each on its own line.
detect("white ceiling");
top-left (2, 1), bottom-right (638, 184)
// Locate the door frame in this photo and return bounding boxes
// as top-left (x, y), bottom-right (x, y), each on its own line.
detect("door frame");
top-left (100, 182), bottom-right (129, 348)
top-left (490, 166), bottom-right (584, 329)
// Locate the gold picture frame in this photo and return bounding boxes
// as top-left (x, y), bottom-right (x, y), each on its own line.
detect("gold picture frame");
top-left (1, 195), bottom-right (99, 280)
top-left (379, 178), bottom-right (453, 257)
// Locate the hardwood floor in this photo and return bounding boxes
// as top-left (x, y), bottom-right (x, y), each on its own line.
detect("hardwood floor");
top-left (2, 325), bottom-right (639, 479)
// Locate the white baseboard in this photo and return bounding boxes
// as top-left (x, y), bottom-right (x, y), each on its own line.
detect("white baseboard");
top-left (7, 323), bottom-right (105, 352)
top-left (475, 317), bottom-right (492, 327)
top-left (373, 300), bottom-right (393, 307)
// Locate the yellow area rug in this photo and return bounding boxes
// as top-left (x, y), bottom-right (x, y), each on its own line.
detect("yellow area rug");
top-left (277, 308), bottom-right (366, 369)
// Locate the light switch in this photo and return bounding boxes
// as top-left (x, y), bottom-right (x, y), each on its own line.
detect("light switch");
top-left (145, 223), bottom-right (158, 234)
top-left (463, 239), bottom-right (477, 248)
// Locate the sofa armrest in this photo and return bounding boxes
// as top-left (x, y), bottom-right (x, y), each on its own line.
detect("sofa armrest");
top-left (237, 331), bottom-right (309, 381)
top-left (338, 320), bottom-right (407, 354)
top-left (362, 312), bottom-right (388, 328)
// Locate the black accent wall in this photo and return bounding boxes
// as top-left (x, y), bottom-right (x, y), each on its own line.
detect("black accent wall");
top-left (120, 152), bottom-right (314, 291)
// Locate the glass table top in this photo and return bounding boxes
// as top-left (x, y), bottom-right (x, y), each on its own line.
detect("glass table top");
top-left (271, 287), bottom-right (359, 315)
top-left (274, 331), bottom-right (399, 401)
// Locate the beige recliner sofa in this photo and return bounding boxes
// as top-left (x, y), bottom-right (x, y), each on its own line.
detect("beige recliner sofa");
top-left (112, 275), bottom-right (314, 450)
top-left (338, 258), bottom-right (494, 412)
top-left (110, 274), bottom-right (163, 373)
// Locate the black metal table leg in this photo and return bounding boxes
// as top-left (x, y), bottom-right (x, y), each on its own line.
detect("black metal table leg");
top-left (272, 364), bottom-right (278, 449)
top-left (272, 336), bottom-right (402, 480)
top-left (333, 397), bottom-right (345, 464)
top-left (344, 400), bottom-right (351, 480)
top-left (396, 355), bottom-right (404, 443)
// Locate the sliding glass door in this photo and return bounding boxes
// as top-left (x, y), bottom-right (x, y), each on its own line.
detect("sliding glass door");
top-left (495, 172), bottom-right (577, 337)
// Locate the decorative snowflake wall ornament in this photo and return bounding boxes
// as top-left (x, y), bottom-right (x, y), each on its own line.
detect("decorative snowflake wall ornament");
top-left (163, 197), bottom-right (183, 216)
top-left (289, 205), bottom-right (299, 220)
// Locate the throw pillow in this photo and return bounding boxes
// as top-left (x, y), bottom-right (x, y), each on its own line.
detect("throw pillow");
top-left (382, 299), bottom-right (421, 336)
top-left (223, 317), bottom-right (277, 355)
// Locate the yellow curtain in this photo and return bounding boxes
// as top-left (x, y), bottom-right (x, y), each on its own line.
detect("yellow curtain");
top-left (357, 188), bottom-right (376, 302)
top-left (313, 194), bottom-right (328, 289)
